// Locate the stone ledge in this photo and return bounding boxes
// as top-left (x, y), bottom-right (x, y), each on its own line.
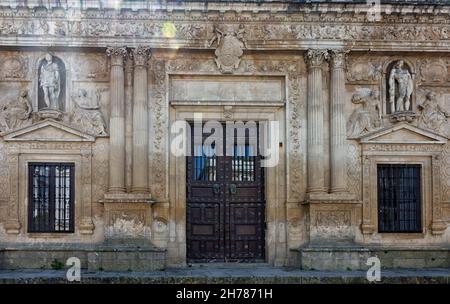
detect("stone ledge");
top-left (0, 267), bottom-right (449, 284)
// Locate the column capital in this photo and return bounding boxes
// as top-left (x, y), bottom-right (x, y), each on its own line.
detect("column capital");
top-left (106, 46), bottom-right (128, 66)
top-left (329, 49), bottom-right (349, 69)
top-left (304, 49), bottom-right (329, 69)
top-left (131, 46), bottom-right (152, 67)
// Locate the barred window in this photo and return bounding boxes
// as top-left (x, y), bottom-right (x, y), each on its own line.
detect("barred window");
top-left (28, 163), bottom-right (75, 233)
top-left (377, 164), bottom-right (422, 233)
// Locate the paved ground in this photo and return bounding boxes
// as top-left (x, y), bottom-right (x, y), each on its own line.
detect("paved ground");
top-left (0, 266), bottom-right (449, 284)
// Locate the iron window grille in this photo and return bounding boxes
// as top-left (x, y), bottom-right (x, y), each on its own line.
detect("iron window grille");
top-left (377, 164), bottom-right (422, 233)
top-left (28, 163), bottom-right (75, 233)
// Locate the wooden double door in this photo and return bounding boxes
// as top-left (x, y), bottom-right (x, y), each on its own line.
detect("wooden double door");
top-left (186, 123), bottom-right (266, 262)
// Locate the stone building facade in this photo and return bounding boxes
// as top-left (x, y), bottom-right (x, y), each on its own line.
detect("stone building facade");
top-left (0, 0), bottom-right (449, 271)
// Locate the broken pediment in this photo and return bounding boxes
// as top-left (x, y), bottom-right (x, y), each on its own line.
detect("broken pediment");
top-left (358, 123), bottom-right (447, 145)
top-left (2, 119), bottom-right (95, 142)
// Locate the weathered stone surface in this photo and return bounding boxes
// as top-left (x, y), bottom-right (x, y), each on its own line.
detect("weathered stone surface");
top-left (0, 1), bottom-right (449, 272)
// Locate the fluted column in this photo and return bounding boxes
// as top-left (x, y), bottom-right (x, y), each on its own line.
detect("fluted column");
top-left (131, 46), bottom-right (151, 194)
top-left (329, 50), bottom-right (348, 193)
top-left (106, 46), bottom-right (128, 194)
top-left (305, 49), bottom-right (329, 193)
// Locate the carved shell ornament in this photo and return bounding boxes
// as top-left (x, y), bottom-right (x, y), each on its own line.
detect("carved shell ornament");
top-left (210, 25), bottom-right (247, 74)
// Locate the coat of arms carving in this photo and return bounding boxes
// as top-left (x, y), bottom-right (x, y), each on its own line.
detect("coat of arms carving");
top-left (209, 25), bottom-right (247, 74)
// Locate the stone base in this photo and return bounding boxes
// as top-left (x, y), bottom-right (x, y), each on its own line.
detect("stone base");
top-left (36, 109), bottom-right (64, 121)
top-left (0, 242), bottom-right (166, 272)
top-left (294, 245), bottom-right (450, 271)
top-left (88, 240), bottom-right (165, 272)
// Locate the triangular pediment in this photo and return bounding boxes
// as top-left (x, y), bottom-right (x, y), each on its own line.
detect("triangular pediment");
top-left (359, 123), bottom-right (447, 145)
top-left (2, 119), bottom-right (95, 142)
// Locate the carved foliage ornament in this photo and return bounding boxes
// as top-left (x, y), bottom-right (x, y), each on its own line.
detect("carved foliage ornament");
top-left (210, 25), bottom-right (247, 74)
top-left (304, 49), bottom-right (329, 68)
top-left (132, 46), bottom-right (151, 67)
top-left (106, 46), bottom-right (128, 66)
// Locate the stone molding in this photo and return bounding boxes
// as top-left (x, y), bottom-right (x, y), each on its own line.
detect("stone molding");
top-left (1, 4), bottom-right (450, 51)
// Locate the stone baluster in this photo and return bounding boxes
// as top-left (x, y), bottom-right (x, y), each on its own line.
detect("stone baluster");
top-left (131, 46), bottom-right (151, 194)
top-left (106, 46), bottom-right (128, 194)
top-left (305, 49), bottom-right (329, 194)
top-left (329, 49), bottom-right (348, 193)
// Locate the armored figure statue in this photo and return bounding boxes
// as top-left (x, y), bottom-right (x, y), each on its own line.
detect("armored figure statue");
top-left (39, 53), bottom-right (61, 109)
top-left (389, 60), bottom-right (414, 113)
top-left (0, 90), bottom-right (32, 132)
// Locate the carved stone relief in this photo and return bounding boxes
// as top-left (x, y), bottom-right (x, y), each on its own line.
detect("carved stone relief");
top-left (209, 24), bottom-right (247, 74)
top-left (67, 89), bottom-right (108, 136)
top-left (0, 90), bottom-right (32, 133)
top-left (346, 56), bottom-right (383, 83)
top-left (347, 89), bottom-right (382, 138)
top-left (418, 59), bottom-right (449, 84)
top-left (0, 54), bottom-right (28, 79)
top-left (417, 91), bottom-right (450, 137)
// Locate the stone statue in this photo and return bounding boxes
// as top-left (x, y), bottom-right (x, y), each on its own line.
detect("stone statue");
top-left (347, 89), bottom-right (382, 138)
top-left (39, 53), bottom-right (61, 109)
top-left (69, 89), bottom-right (107, 136)
top-left (417, 91), bottom-right (449, 136)
top-left (0, 90), bottom-right (32, 132)
top-left (388, 60), bottom-right (414, 113)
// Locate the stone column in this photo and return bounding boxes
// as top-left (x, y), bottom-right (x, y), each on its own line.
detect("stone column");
top-left (329, 50), bottom-right (348, 193)
top-left (106, 46), bottom-right (128, 194)
top-left (305, 49), bottom-right (329, 194)
top-left (131, 46), bottom-right (151, 194)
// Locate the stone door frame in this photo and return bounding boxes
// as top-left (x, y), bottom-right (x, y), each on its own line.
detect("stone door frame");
top-left (167, 104), bottom-right (286, 266)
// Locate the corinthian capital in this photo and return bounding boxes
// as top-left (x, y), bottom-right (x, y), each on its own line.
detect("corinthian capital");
top-left (131, 46), bottom-right (152, 67)
top-left (304, 49), bottom-right (329, 69)
top-left (329, 49), bottom-right (349, 69)
top-left (106, 46), bottom-right (128, 66)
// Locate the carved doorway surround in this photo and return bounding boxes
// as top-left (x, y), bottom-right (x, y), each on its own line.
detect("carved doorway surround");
top-left (167, 104), bottom-right (286, 266)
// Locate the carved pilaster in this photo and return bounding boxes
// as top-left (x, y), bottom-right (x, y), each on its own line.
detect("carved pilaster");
top-left (329, 49), bottom-right (349, 193)
top-left (431, 154), bottom-right (446, 235)
top-left (80, 147), bottom-right (95, 234)
top-left (5, 150), bottom-right (20, 234)
top-left (304, 49), bottom-right (329, 194)
top-left (131, 46), bottom-right (151, 194)
top-left (361, 155), bottom-right (375, 235)
top-left (106, 46), bottom-right (128, 194)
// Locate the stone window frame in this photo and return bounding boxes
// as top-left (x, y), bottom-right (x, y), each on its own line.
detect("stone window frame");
top-left (362, 152), bottom-right (443, 241)
top-left (20, 154), bottom-right (82, 238)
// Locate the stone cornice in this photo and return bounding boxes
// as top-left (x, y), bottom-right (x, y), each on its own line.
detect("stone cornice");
top-left (1, 3), bottom-right (450, 51)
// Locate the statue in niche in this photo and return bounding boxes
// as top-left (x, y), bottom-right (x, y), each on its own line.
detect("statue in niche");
top-left (388, 60), bottom-right (414, 113)
top-left (68, 89), bottom-right (107, 136)
top-left (39, 53), bottom-right (61, 110)
top-left (0, 90), bottom-right (32, 132)
top-left (347, 89), bottom-right (382, 138)
top-left (417, 91), bottom-right (449, 136)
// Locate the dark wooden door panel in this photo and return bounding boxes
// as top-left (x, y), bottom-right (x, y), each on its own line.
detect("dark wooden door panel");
top-left (187, 122), bottom-right (265, 263)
